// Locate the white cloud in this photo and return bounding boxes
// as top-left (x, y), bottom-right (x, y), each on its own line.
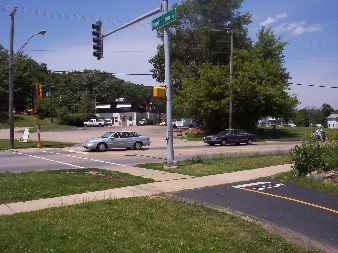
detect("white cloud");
top-left (276, 13), bottom-right (288, 19)
top-left (260, 12), bottom-right (288, 27)
top-left (275, 22), bottom-right (322, 35)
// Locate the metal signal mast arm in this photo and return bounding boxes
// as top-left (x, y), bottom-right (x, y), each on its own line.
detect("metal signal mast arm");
top-left (103, 7), bottom-right (161, 38)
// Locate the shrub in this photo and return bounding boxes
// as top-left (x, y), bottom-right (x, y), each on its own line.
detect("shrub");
top-left (290, 141), bottom-right (338, 176)
top-left (58, 113), bottom-right (91, 127)
top-left (36, 99), bottom-right (51, 119)
top-left (321, 143), bottom-right (338, 171)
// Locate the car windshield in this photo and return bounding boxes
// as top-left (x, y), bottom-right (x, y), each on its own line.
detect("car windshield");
top-left (217, 130), bottom-right (232, 136)
top-left (216, 131), bottom-right (226, 136)
top-left (101, 132), bottom-right (112, 138)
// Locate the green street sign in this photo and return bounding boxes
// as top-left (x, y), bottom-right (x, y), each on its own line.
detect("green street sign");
top-left (152, 8), bottom-right (176, 30)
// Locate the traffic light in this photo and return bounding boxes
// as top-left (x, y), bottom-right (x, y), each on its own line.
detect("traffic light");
top-left (35, 83), bottom-right (43, 98)
top-left (38, 84), bottom-right (43, 98)
top-left (92, 21), bottom-right (103, 60)
top-left (153, 85), bottom-right (166, 98)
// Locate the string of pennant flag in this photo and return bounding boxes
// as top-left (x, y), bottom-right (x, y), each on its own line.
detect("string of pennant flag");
top-left (0, 4), bottom-right (149, 26)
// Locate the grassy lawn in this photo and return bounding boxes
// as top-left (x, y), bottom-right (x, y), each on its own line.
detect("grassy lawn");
top-left (182, 127), bottom-right (338, 142)
top-left (0, 115), bottom-right (73, 131)
top-left (275, 171), bottom-right (338, 196)
top-left (0, 139), bottom-right (74, 150)
top-left (0, 197), bottom-right (316, 253)
top-left (255, 127), bottom-right (313, 140)
top-left (0, 169), bottom-right (153, 204)
top-left (183, 132), bottom-right (206, 141)
top-left (137, 155), bottom-right (291, 177)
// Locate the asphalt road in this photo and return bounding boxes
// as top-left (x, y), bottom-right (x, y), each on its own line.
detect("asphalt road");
top-left (174, 179), bottom-right (338, 252)
top-left (0, 149), bottom-right (161, 173)
top-left (0, 140), bottom-right (296, 172)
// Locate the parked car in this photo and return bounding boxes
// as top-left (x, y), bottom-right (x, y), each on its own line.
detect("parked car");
top-left (82, 131), bottom-right (151, 152)
top-left (203, 129), bottom-right (256, 146)
top-left (104, 118), bottom-right (113, 126)
top-left (173, 118), bottom-right (198, 128)
top-left (287, 123), bottom-right (297, 128)
top-left (83, 118), bottom-right (105, 127)
top-left (137, 118), bottom-right (154, 126)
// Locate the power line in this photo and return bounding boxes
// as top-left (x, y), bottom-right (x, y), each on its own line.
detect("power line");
top-left (288, 82), bottom-right (338, 89)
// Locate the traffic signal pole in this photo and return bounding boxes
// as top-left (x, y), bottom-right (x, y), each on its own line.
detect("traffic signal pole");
top-left (97, 0), bottom-right (175, 166)
top-left (163, 0), bottom-right (174, 165)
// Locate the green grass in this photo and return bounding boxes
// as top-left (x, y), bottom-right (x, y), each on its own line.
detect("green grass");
top-left (275, 171), bottom-right (338, 196)
top-left (183, 132), bottom-right (206, 141)
top-left (182, 127), bottom-right (338, 142)
top-left (0, 169), bottom-right (153, 204)
top-left (137, 154), bottom-right (292, 177)
top-left (0, 197), bottom-right (317, 253)
top-left (255, 127), bottom-right (313, 140)
top-left (0, 115), bottom-right (73, 131)
top-left (0, 139), bottom-right (74, 150)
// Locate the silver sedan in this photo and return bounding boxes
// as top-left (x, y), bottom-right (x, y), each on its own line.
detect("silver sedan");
top-left (82, 131), bottom-right (151, 152)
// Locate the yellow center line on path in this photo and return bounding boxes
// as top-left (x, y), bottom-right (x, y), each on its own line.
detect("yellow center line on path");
top-left (239, 187), bottom-right (338, 216)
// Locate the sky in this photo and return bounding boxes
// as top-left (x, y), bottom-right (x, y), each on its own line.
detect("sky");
top-left (0, 0), bottom-right (337, 109)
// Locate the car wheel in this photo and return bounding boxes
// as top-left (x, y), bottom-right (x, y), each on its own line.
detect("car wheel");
top-left (96, 143), bottom-right (107, 152)
top-left (134, 142), bottom-right (143, 150)
top-left (247, 139), bottom-right (253, 145)
top-left (221, 139), bottom-right (228, 146)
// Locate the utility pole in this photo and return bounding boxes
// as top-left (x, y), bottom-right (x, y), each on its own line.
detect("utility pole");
top-left (228, 29), bottom-right (233, 130)
top-left (163, 0), bottom-right (174, 165)
top-left (8, 7), bottom-right (17, 149)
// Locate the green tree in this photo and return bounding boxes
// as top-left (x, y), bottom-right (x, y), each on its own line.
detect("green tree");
top-left (321, 103), bottom-right (334, 118)
top-left (173, 26), bottom-right (297, 131)
top-left (149, 0), bottom-right (251, 88)
top-left (0, 45), bottom-right (48, 114)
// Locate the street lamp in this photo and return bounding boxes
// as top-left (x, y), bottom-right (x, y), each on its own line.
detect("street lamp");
top-left (8, 9), bottom-right (47, 148)
top-left (17, 30), bottom-right (47, 54)
top-left (210, 27), bottom-right (233, 129)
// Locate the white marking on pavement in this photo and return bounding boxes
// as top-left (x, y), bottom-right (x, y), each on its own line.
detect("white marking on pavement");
top-left (233, 181), bottom-right (285, 191)
top-left (66, 149), bottom-right (88, 155)
top-left (41, 150), bottom-right (129, 168)
top-left (12, 151), bottom-right (85, 169)
top-left (232, 182), bottom-right (272, 189)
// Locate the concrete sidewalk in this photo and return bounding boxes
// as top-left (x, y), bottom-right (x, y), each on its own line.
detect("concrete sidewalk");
top-left (0, 164), bottom-right (291, 216)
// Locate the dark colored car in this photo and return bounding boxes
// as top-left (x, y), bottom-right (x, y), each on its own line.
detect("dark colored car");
top-left (203, 129), bottom-right (256, 146)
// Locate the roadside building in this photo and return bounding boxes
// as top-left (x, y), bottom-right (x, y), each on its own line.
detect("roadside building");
top-left (257, 117), bottom-right (278, 127)
top-left (327, 114), bottom-right (338, 129)
top-left (95, 98), bottom-right (159, 127)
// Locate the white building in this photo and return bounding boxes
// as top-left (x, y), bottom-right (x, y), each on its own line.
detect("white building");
top-left (327, 114), bottom-right (338, 129)
top-left (95, 103), bottom-right (159, 127)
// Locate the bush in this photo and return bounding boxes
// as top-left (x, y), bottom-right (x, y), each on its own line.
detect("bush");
top-left (321, 143), bottom-right (338, 171)
top-left (36, 99), bottom-right (51, 119)
top-left (58, 113), bottom-right (91, 127)
top-left (290, 140), bottom-right (338, 176)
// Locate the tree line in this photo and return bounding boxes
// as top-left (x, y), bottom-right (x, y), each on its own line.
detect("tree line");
top-left (293, 103), bottom-right (337, 127)
top-left (150, 0), bottom-right (297, 131)
top-left (0, 45), bottom-right (163, 125)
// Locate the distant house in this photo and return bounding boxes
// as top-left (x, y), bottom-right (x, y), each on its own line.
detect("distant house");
top-left (327, 114), bottom-right (338, 129)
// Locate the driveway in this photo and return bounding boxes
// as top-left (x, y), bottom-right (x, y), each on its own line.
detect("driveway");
top-left (174, 179), bottom-right (338, 252)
